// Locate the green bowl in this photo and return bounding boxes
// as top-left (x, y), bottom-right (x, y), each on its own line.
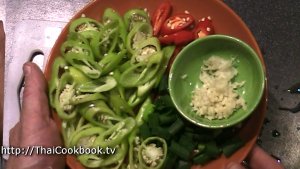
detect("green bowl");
top-left (168, 35), bottom-right (265, 128)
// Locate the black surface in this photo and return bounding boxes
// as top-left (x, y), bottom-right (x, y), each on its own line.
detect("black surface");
top-left (223, 1), bottom-right (300, 168)
top-left (223, 0), bottom-right (300, 90)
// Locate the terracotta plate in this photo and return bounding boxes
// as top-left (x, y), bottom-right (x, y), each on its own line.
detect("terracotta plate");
top-left (44, 0), bottom-right (267, 169)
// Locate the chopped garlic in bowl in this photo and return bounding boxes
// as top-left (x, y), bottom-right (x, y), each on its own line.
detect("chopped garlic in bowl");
top-left (191, 56), bottom-right (246, 120)
top-left (168, 35), bottom-right (265, 128)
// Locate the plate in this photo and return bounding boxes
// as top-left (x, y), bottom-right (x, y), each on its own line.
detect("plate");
top-left (44, 0), bottom-right (267, 169)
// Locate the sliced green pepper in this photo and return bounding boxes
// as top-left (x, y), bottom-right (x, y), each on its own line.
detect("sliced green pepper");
top-left (77, 154), bottom-right (103, 168)
top-left (119, 60), bottom-right (131, 73)
top-left (124, 9), bottom-right (150, 31)
top-left (154, 45), bottom-right (175, 87)
top-left (137, 79), bottom-right (156, 97)
top-left (60, 40), bottom-right (94, 60)
top-left (79, 100), bottom-right (122, 128)
top-left (131, 37), bottom-right (161, 64)
top-left (77, 75), bottom-right (117, 93)
top-left (112, 69), bottom-right (126, 100)
top-left (136, 46), bottom-right (174, 97)
top-left (120, 51), bottom-right (163, 87)
top-left (77, 141), bottom-right (127, 169)
top-left (71, 93), bottom-right (107, 105)
top-left (68, 66), bottom-right (90, 84)
top-left (100, 142), bottom-right (128, 168)
top-left (98, 51), bottom-right (125, 75)
top-left (135, 97), bottom-right (154, 126)
top-left (126, 22), bottom-right (153, 54)
top-left (49, 56), bottom-right (67, 107)
top-left (61, 114), bottom-right (89, 145)
top-left (138, 137), bottom-right (167, 169)
top-left (61, 119), bottom-right (77, 147)
top-left (64, 53), bottom-right (102, 79)
top-left (93, 117), bottom-right (135, 148)
top-left (66, 32), bottom-right (89, 45)
top-left (127, 129), bottom-right (140, 169)
top-left (54, 72), bottom-right (77, 120)
top-left (90, 23), bottom-right (119, 59)
top-left (69, 126), bottom-right (105, 148)
top-left (103, 8), bottom-right (127, 43)
top-left (109, 88), bottom-right (134, 116)
top-left (69, 17), bottom-right (102, 40)
top-left (128, 90), bottom-right (146, 108)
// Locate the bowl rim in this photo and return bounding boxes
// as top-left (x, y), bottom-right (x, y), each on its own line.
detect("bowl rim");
top-left (168, 34), bottom-right (266, 128)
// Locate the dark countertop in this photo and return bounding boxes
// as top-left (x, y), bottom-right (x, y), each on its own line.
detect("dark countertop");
top-left (224, 0), bottom-right (300, 168)
top-left (2, 0), bottom-right (299, 169)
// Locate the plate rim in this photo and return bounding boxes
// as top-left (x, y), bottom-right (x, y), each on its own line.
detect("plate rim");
top-left (44, 0), bottom-right (268, 168)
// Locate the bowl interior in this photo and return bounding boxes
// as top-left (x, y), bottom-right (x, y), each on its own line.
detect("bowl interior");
top-left (169, 35), bottom-right (265, 128)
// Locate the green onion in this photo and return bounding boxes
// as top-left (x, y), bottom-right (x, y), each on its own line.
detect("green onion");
top-left (170, 141), bottom-right (190, 161)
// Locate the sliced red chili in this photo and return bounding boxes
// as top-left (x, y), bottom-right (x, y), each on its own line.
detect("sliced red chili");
top-left (160, 13), bottom-right (195, 35)
top-left (194, 16), bottom-right (215, 38)
top-left (158, 30), bottom-right (195, 46)
top-left (152, 1), bottom-right (172, 36)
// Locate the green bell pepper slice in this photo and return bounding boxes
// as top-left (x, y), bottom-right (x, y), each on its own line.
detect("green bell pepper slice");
top-left (60, 40), bottom-right (94, 60)
top-left (69, 17), bottom-right (102, 40)
top-left (61, 120), bottom-right (77, 148)
top-left (49, 56), bottom-right (67, 107)
top-left (54, 72), bottom-right (77, 120)
top-left (154, 45), bottom-right (175, 87)
top-left (79, 100), bottom-right (122, 128)
top-left (71, 93), bottom-right (107, 105)
top-left (109, 88), bottom-right (134, 116)
top-left (98, 50), bottom-right (125, 75)
top-left (77, 154), bottom-right (103, 168)
top-left (119, 51), bottom-right (163, 87)
top-left (112, 69), bottom-right (126, 100)
top-left (137, 79), bottom-right (156, 97)
top-left (62, 117), bottom-right (95, 148)
top-left (77, 75), bottom-right (117, 93)
top-left (138, 137), bottom-right (167, 169)
top-left (93, 117), bottom-right (136, 148)
top-left (90, 23), bottom-right (119, 59)
top-left (128, 91), bottom-right (146, 108)
top-left (135, 45), bottom-right (175, 97)
top-left (126, 22), bottom-right (153, 55)
top-left (68, 66), bottom-right (90, 84)
top-left (69, 126), bottom-right (105, 148)
top-left (100, 141), bottom-right (128, 168)
top-left (58, 66), bottom-right (107, 105)
top-left (103, 8), bottom-right (127, 43)
top-left (124, 9), bottom-right (150, 31)
top-left (66, 32), bottom-right (89, 45)
top-left (127, 129), bottom-right (140, 169)
top-left (77, 141), bottom-right (127, 169)
top-left (64, 52), bottom-right (102, 79)
top-left (135, 97), bottom-right (154, 126)
top-left (119, 60), bottom-right (131, 73)
top-left (131, 37), bottom-right (161, 64)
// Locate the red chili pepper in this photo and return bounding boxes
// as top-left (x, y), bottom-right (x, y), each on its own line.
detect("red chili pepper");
top-left (194, 16), bottom-right (215, 38)
top-left (160, 13), bottom-right (195, 35)
top-left (159, 30), bottom-right (196, 45)
top-left (152, 1), bottom-right (172, 36)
